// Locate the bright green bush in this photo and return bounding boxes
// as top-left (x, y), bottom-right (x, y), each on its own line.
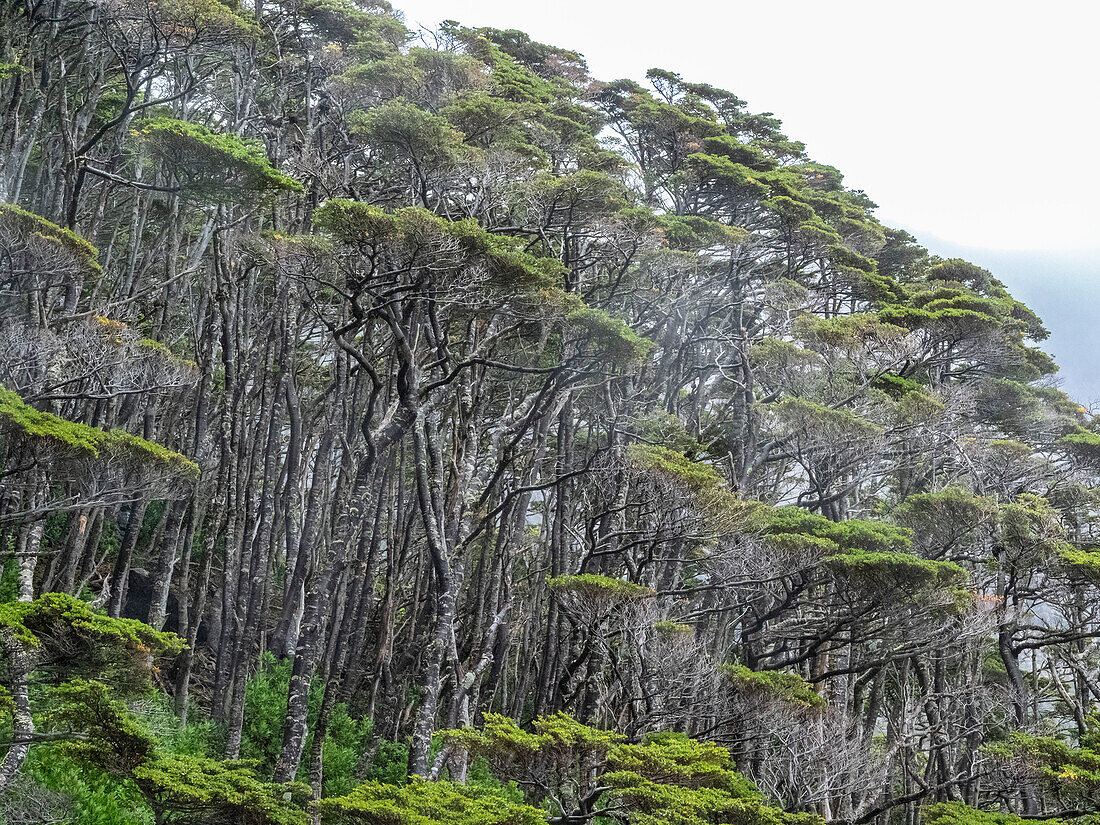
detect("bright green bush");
top-left (315, 776), bottom-right (546, 825)
top-left (241, 651), bottom-right (371, 796)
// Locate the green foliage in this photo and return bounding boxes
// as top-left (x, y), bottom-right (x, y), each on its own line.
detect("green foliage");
top-left (0, 549), bottom-right (21, 604)
top-left (601, 771), bottom-right (820, 825)
top-left (763, 507), bottom-right (963, 593)
top-left (145, 0), bottom-right (258, 40)
top-left (300, 0), bottom-right (376, 43)
top-left (873, 229), bottom-right (929, 281)
top-left (240, 651), bottom-right (369, 795)
top-left (352, 99), bottom-right (466, 163)
top-left (562, 302), bottom-right (653, 364)
top-left (361, 740), bottom-right (411, 786)
top-left (323, 705), bottom-right (374, 798)
top-left (138, 118), bottom-right (303, 199)
top-left (795, 313), bottom-right (906, 353)
top-left (750, 338), bottom-right (819, 373)
top-left (985, 732), bottom-right (1100, 797)
top-left (0, 202), bottom-right (102, 274)
top-left (6, 5), bottom-right (1094, 825)
top-left (0, 387), bottom-right (200, 480)
top-left (447, 711), bottom-right (624, 773)
top-left (449, 716), bottom-right (818, 825)
top-left (766, 508), bottom-right (912, 554)
top-left (769, 398), bottom-right (883, 442)
top-left (21, 745), bottom-right (153, 825)
top-left (313, 198), bottom-right (398, 241)
top-left (928, 259), bottom-right (995, 292)
top-left (608, 731), bottom-right (762, 797)
top-left (625, 443), bottom-right (752, 529)
top-left (46, 679), bottom-right (157, 775)
top-left (766, 195), bottom-right (815, 225)
top-left (822, 549), bottom-right (966, 592)
top-left (528, 711), bottom-right (626, 756)
top-left (893, 487), bottom-right (998, 551)
top-left (1058, 545), bottom-right (1100, 584)
top-left (877, 298), bottom-right (1004, 336)
top-left (315, 200), bottom-right (563, 292)
top-left (137, 689), bottom-right (220, 757)
top-left (894, 389), bottom-right (946, 424)
top-left (0, 592), bottom-right (183, 677)
top-left (922, 802), bottom-right (1045, 825)
top-left (0, 61), bottom-right (29, 80)
top-left (240, 652), bottom-right (300, 774)
top-left (449, 24), bottom-right (591, 113)
top-left (632, 411), bottom-right (708, 457)
top-left (440, 93), bottom-right (539, 157)
top-left (658, 214), bottom-right (748, 250)
top-left (446, 713), bottom-right (537, 762)
top-left (315, 776), bottom-right (546, 825)
top-left (684, 153), bottom-right (770, 200)
top-left (653, 620), bottom-right (693, 636)
top-left (11, 660), bottom-right (306, 825)
top-left (133, 753), bottom-right (309, 825)
top-left (1062, 426), bottom-right (1100, 462)
top-left (0, 600), bottom-right (184, 821)
top-left (627, 444), bottom-right (726, 495)
top-left (972, 378), bottom-right (1073, 434)
top-left (999, 494), bottom-right (1068, 561)
top-left (546, 573), bottom-right (655, 601)
top-left (720, 664), bottom-right (824, 709)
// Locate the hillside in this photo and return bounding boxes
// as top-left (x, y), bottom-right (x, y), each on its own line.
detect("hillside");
top-left (2, 2), bottom-right (1100, 824)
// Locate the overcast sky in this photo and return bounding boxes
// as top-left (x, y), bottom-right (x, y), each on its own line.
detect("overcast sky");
top-left (394, 0), bottom-right (1100, 252)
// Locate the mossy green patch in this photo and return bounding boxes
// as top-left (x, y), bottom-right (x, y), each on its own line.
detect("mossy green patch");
top-left (0, 202), bottom-right (101, 274)
top-left (0, 387), bottom-right (199, 480)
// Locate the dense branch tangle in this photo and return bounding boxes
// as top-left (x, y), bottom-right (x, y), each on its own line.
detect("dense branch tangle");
top-left (1, 6), bottom-right (1100, 825)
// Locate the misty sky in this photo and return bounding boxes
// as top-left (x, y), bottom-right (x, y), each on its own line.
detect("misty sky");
top-left (393, 0), bottom-right (1100, 399)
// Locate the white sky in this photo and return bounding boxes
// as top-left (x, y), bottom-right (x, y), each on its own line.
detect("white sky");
top-left (393, 0), bottom-right (1100, 251)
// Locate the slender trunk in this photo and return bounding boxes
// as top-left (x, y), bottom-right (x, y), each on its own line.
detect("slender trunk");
top-left (0, 631), bottom-right (34, 791)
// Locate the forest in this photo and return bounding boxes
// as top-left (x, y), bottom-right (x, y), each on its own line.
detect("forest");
top-left (2, 0), bottom-right (1100, 823)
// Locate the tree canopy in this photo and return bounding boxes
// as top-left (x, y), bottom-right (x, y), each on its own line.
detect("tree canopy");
top-left (1, 3), bottom-right (1098, 825)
